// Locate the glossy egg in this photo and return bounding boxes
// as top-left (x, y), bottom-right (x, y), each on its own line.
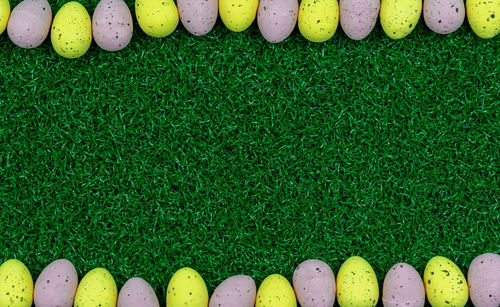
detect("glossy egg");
top-left (293, 259), bottom-right (336, 307)
top-left (135, 0), bottom-right (178, 37)
top-left (0, 259), bottom-right (33, 307)
top-left (468, 253), bottom-right (500, 307)
top-left (166, 267), bottom-right (209, 307)
top-left (423, 0), bottom-right (464, 34)
top-left (0, 0), bottom-right (9, 34)
top-left (7, 0), bottom-right (51, 48)
top-left (466, 0), bottom-right (500, 38)
top-left (336, 256), bottom-right (379, 307)
top-left (339, 0), bottom-right (380, 40)
top-left (117, 277), bottom-right (160, 307)
top-left (209, 275), bottom-right (256, 307)
top-left (257, 0), bottom-right (298, 43)
top-left (50, 2), bottom-right (92, 58)
top-left (256, 274), bottom-right (296, 307)
top-left (93, 0), bottom-right (133, 51)
top-left (34, 259), bottom-right (78, 307)
top-left (382, 263), bottom-right (425, 307)
top-left (380, 0), bottom-right (422, 39)
top-left (178, 0), bottom-right (218, 36)
top-left (74, 268), bottom-right (118, 307)
top-left (298, 0), bottom-right (339, 42)
top-left (423, 256), bottom-right (468, 307)
top-left (219, 0), bottom-right (258, 32)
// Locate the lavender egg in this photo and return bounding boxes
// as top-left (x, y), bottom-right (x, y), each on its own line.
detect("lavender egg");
top-left (209, 275), bottom-right (256, 307)
top-left (293, 259), bottom-right (336, 307)
top-left (92, 0), bottom-right (133, 51)
top-left (382, 263), bottom-right (425, 307)
top-left (468, 253), bottom-right (500, 307)
top-left (7, 0), bottom-right (51, 49)
top-left (257, 0), bottom-right (298, 43)
top-left (339, 0), bottom-right (380, 40)
top-left (33, 259), bottom-right (78, 307)
top-left (117, 277), bottom-right (160, 307)
top-left (178, 0), bottom-right (218, 36)
top-left (423, 0), bottom-right (464, 34)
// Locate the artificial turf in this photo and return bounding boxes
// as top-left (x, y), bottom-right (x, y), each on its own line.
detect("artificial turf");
top-left (0, 0), bottom-right (499, 305)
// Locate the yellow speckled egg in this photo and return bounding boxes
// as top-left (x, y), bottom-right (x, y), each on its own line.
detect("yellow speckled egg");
top-left (423, 256), bottom-right (468, 307)
top-left (0, 0), bottom-right (10, 35)
top-left (298, 0), bottom-right (339, 42)
top-left (0, 259), bottom-right (33, 307)
top-left (380, 0), bottom-right (422, 39)
top-left (51, 2), bottom-right (91, 58)
top-left (336, 256), bottom-right (379, 307)
top-left (135, 0), bottom-right (178, 37)
top-left (74, 268), bottom-right (118, 307)
top-left (467, 0), bottom-right (500, 39)
top-left (166, 267), bottom-right (209, 307)
top-left (256, 274), bottom-right (296, 307)
top-left (219, 0), bottom-right (259, 32)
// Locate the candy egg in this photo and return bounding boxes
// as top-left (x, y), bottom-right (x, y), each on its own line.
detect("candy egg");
top-left (135, 0), bottom-right (179, 37)
top-left (178, 0), bottom-right (218, 36)
top-left (92, 0), bottom-right (133, 51)
top-left (380, 0), bottom-right (422, 39)
top-left (0, 0), bottom-right (9, 34)
top-left (34, 259), bottom-right (78, 307)
top-left (339, 0), bottom-right (380, 40)
top-left (336, 256), bottom-right (379, 307)
top-left (0, 259), bottom-right (33, 307)
top-left (298, 0), bottom-right (339, 42)
top-left (74, 268), bottom-right (118, 307)
top-left (257, 0), bottom-right (298, 43)
top-left (382, 263), bottom-right (425, 307)
top-left (166, 267), bottom-right (209, 307)
top-left (423, 256), bottom-right (468, 307)
top-left (117, 277), bottom-right (160, 307)
top-left (293, 259), bottom-right (336, 307)
top-left (466, 0), bottom-right (500, 38)
top-left (423, 0), bottom-right (464, 34)
top-left (209, 275), bottom-right (256, 307)
top-left (219, 0), bottom-right (259, 32)
top-left (7, 0), bottom-right (51, 48)
top-left (468, 253), bottom-right (500, 307)
top-left (256, 274), bottom-right (296, 307)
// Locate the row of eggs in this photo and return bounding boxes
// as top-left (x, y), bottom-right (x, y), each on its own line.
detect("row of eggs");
top-left (0, 0), bottom-right (499, 58)
top-left (0, 253), bottom-right (499, 307)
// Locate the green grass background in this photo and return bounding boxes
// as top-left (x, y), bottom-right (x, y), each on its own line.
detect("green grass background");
top-left (0, 0), bottom-right (499, 305)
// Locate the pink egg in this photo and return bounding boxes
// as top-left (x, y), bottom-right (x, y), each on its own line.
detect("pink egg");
top-left (209, 275), bottom-right (256, 307)
top-left (382, 263), bottom-right (425, 307)
top-left (92, 0), bottom-right (133, 51)
top-left (117, 277), bottom-right (160, 307)
top-left (293, 259), bottom-right (336, 307)
top-left (34, 259), bottom-right (78, 307)
top-left (423, 0), bottom-right (464, 34)
top-left (7, 0), bottom-right (52, 49)
top-left (468, 253), bottom-right (500, 307)
top-left (257, 0), bottom-right (298, 43)
top-left (178, 0), bottom-right (218, 36)
top-left (339, 0), bottom-right (379, 40)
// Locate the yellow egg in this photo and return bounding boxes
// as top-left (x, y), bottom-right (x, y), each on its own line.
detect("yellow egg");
top-left (380, 0), bottom-right (422, 39)
top-left (298, 0), bottom-right (339, 42)
top-left (467, 0), bottom-right (500, 39)
top-left (135, 0), bottom-right (178, 37)
top-left (336, 256), bottom-right (379, 307)
top-left (166, 267), bottom-right (209, 307)
top-left (51, 2), bottom-right (91, 58)
top-left (423, 256), bottom-right (468, 307)
top-left (74, 268), bottom-right (118, 307)
top-left (219, 0), bottom-right (258, 32)
top-left (0, 0), bottom-right (10, 35)
top-left (256, 274), bottom-right (296, 307)
top-left (0, 259), bottom-right (33, 307)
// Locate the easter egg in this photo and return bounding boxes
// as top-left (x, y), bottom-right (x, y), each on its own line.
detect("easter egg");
top-left (380, 0), bottom-right (422, 39)
top-left (7, 0), bottom-right (51, 48)
top-left (166, 267), bottom-right (209, 307)
top-left (382, 263), bottom-right (425, 307)
top-left (209, 275), bottom-right (256, 307)
top-left (336, 256), bottom-right (379, 307)
top-left (117, 277), bottom-right (160, 307)
top-left (257, 0), bottom-right (298, 43)
top-left (34, 259), bottom-right (78, 307)
top-left (92, 0), bottom-right (133, 51)
top-left (74, 268), bottom-right (118, 307)
top-left (256, 274), bottom-right (296, 307)
top-left (0, 0), bottom-right (10, 35)
top-left (468, 253), bottom-right (500, 307)
top-left (219, 0), bottom-right (258, 32)
top-left (51, 2), bottom-right (92, 58)
top-left (135, 0), bottom-right (178, 37)
top-left (293, 259), bottom-right (336, 307)
top-left (466, 0), bottom-right (500, 39)
top-left (423, 256), bottom-right (468, 307)
top-left (0, 259), bottom-right (33, 307)
top-left (423, 0), bottom-right (464, 34)
top-left (339, 0), bottom-right (380, 40)
top-left (298, 0), bottom-right (339, 42)
top-left (178, 0), bottom-right (218, 36)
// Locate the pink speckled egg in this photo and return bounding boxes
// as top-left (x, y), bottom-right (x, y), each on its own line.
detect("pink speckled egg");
top-left (178, 0), bottom-right (218, 36)
top-left (34, 259), bottom-right (78, 307)
top-left (92, 0), bottom-right (133, 51)
top-left (117, 277), bottom-right (160, 307)
top-left (257, 0), bottom-right (298, 43)
top-left (293, 259), bottom-right (336, 307)
top-left (339, 0), bottom-right (380, 40)
top-left (209, 275), bottom-right (256, 307)
top-left (468, 253), bottom-right (500, 307)
top-left (7, 0), bottom-right (52, 49)
top-left (382, 263), bottom-right (425, 307)
top-left (423, 0), bottom-right (464, 34)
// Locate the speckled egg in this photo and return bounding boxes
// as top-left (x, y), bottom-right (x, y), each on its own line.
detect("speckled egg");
top-left (257, 0), bottom-right (298, 43)
top-left (380, 0), bottom-right (422, 39)
top-left (209, 275), bottom-right (256, 307)
top-left (0, 259), bottom-right (33, 307)
top-left (382, 263), bottom-right (425, 307)
top-left (423, 0), bottom-right (464, 34)
top-left (256, 274), bottom-right (296, 307)
top-left (135, 0), bottom-right (178, 37)
top-left (74, 268), bottom-right (118, 307)
top-left (166, 267), bottom-right (209, 307)
top-left (50, 2), bottom-right (92, 58)
top-left (466, 0), bottom-right (500, 38)
top-left (293, 259), bottom-right (336, 307)
top-left (92, 0), bottom-right (133, 51)
top-left (7, 0), bottom-right (51, 48)
top-left (336, 256), bottom-right (379, 307)
top-left (178, 0), bottom-right (218, 36)
top-left (219, 0), bottom-right (259, 32)
top-left (34, 259), bottom-right (78, 307)
top-left (298, 0), bottom-right (339, 42)
top-left (468, 253), bottom-right (500, 307)
top-left (117, 277), bottom-right (160, 307)
top-left (0, 0), bottom-right (9, 34)
top-left (339, 0), bottom-right (379, 40)
top-left (423, 256), bottom-right (468, 307)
